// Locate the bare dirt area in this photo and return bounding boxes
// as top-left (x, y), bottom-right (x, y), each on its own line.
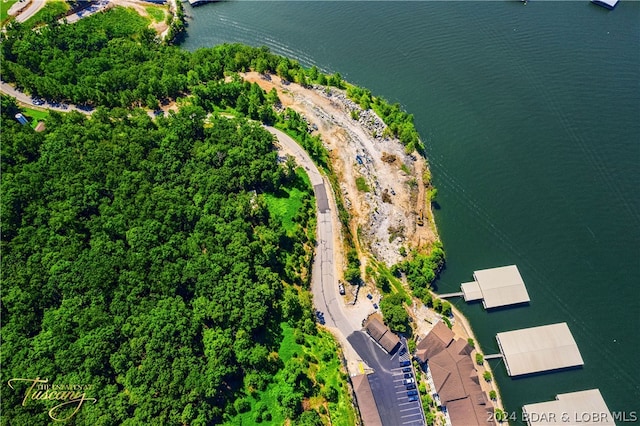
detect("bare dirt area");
top-left (243, 72), bottom-right (438, 270)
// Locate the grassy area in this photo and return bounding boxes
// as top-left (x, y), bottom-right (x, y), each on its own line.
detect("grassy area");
top-left (370, 259), bottom-right (412, 301)
top-left (1, 0), bottom-right (20, 23)
top-left (355, 176), bottom-right (370, 192)
top-left (21, 107), bottom-right (49, 127)
top-left (265, 168), bottom-right (312, 234)
top-left (23, 1), bottom-right (69, 27)
top-left (144, 5), bottom-right (165, 23)
top-left (226, 323), bottom-right (356, 425)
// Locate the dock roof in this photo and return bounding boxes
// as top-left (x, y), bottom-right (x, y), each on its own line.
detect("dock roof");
top-left (473, 265), bottom-right (530, 309)
top-left (522, 389), bottom-right (614, 426)
top-left (496, 322), bottom-right (584, 376)
top-left (461, 281), bottom-right (483, 302)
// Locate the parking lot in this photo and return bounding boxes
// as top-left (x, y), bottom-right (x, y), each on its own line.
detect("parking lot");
top-left (348, 332), bottom-right (425, 425)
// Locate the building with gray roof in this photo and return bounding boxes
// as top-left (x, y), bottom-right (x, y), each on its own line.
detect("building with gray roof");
top-left (522, 389), bottom-right (614, 426)
top-left (496, 322), bottom-right (584, 376)
top-left (461, 265), bottom-right (530, 309)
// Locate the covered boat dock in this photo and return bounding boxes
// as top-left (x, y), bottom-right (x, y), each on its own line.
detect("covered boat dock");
top-left (496, 322), bottom-right (584, 376)
top-left (522, 389), bottom-right (614, 425)
top-left (461, 265), bottom-right (530, 309)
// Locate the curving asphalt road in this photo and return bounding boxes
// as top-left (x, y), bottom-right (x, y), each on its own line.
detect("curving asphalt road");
top-left (266, 127), bottom-right (357, 338)
top-left (15, 0), bottom-right (46, 23)
top-left (0, 80), bottom-right (92, 114)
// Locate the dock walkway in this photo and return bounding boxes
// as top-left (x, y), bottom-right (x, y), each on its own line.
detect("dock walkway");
top-left (439, 292), bottom-right (464, 298)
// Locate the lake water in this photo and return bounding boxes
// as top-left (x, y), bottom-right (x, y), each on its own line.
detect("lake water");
top-left (181, 1), bottom-right (640, 422)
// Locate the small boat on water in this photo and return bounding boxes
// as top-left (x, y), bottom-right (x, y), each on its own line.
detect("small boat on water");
top-left (188, 0), bottom-right (217, 6)
top-left (591, 0), bottom-right (619, 9)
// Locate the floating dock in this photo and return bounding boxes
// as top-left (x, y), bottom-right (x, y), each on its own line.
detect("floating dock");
top-left (496, 322), bottom-right (584, 377)
top-left (522, 389), bottom-right (614, 425)
top-left (461, 265), bottom-right (530, 309)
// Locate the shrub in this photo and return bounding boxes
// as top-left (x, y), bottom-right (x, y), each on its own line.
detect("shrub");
top-left (234, 398), bottom-right (250, 413)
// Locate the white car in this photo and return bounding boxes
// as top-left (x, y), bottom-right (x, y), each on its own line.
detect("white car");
top-left (338, 283), bottom-right (345, 295)
top-left (403, 378), bottom-right (414, 385)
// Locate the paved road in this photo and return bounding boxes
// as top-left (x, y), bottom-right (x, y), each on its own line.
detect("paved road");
top-left (266, 127), bottom-right (358, 337)
top-left (0, 80), bottom-right (92, 115)
top-left (64, 1), bottom-right (111, 24)
top-left (15, 0), bottom-right (46, 23)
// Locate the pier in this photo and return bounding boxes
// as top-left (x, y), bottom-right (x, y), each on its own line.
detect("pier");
top-left (439, 292), bottom-right (463, 298)
top-left (483, 353), bottom-right (503, 360)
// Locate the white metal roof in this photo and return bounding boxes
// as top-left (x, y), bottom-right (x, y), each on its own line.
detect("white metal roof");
top-left (522, 389), bottom-right (614, 426)
top-left (473, 265), bottom-right (530, 308)
top-left (461, 281), bottom-right (483, 301)
top-left (496, 322), bottom-right (584, 376)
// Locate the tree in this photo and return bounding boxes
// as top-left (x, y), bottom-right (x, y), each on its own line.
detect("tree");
top-left (483, 371), bottom-right (492, 381)
top-left (376, 274), bottom-right (391, 293)
top-left (475, 353), bottom-right (484, 365)
top-left (344, 266), bottom-right (361, 284)
top-left (489, 390), bottom-right (497, 400)
top-left (380, 293), bottom-right (410, 334)
top-left (297, 410), bottom-right (323, 426)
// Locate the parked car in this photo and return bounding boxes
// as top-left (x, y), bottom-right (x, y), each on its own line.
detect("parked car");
top-left (403, 378), bottom-right (414, 385)
top-left (400, 360), bottom-right (411, 367)
top-left (406, 384), bottom-right (416, 390)
top-left (366, 293), bottom-right (373, 300)
top-left (403, 373), bottom-right (412, 379)
top-left (408, 395), bottom-right (419, 402)
top-left (402, 367), bottom-right (412, 373)
top-left (399, 346), bottom-right (407, 356)
top-left (338, 283), bottom-right (345, 295)
top-left (407, 390), bottom-right (418, 397)
top-left (373, 303), bottom-right (378, 309)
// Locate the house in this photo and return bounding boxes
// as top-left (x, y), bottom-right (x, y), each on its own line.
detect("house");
top-left (415, 320), bottom-right (454, 363)
top-left (416, 321), bottom-right (494, 426)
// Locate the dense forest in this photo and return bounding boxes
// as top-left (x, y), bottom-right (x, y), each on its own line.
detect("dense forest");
top-left (1, 7), bottom-right (433, 424)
